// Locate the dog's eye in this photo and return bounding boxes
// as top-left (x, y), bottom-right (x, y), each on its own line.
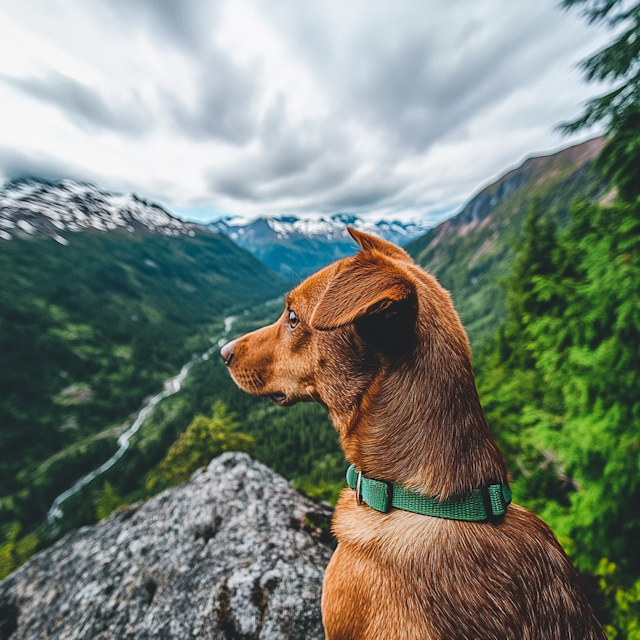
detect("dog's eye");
top-left (288, 309), bottom-right (299, 329)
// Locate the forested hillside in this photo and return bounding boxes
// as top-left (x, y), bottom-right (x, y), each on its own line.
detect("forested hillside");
top-left (474, 195), bottom-right (640, 633)
top-left (406, 137), bottom-right (608, 348)
top-left (0, 228), bottom-right (288, 545)
top-left (3, 299), bottom-right (342, 554)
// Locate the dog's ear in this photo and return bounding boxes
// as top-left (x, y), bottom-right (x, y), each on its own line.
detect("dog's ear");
top-left (347, 227), bottom-right (412, 262)
top-left (310, 252), bottom-right (415, 331)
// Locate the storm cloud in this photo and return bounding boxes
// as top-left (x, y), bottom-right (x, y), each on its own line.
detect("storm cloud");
top-left (0, 147), bottom-right (95, 184)
top-left (167, 50), bottom-right (259, 145)
top-left (4, 72), bottom-right (151, 135)
top-left (0, 0), bottom-right (610, 222)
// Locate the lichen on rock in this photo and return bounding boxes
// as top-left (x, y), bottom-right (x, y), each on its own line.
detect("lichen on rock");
top-left (0, 452), bottom-right (334, 639)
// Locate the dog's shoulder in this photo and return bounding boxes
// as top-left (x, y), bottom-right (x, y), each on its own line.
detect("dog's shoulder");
top-left (333, 493), bottom-right (569, 574)
top-left (330, 492), bottom-right (605, 639)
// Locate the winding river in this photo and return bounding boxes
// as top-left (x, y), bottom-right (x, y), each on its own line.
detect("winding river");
top-left (47, 315), bottom-right (237, 524)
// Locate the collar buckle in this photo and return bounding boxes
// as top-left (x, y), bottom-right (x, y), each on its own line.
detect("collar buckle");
top-left (355, 471), bottom-right (363, 506)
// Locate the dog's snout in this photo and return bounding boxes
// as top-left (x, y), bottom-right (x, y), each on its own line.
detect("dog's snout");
top-left (220, 339), bottom-right (237, 366)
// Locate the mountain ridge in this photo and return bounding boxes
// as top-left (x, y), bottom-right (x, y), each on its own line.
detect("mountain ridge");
top-left (0, 178), bottom-right (206, 245)
top-left (406, 137), bottom-right (608, 348)
top-left (0, 179), bottom-right (431, 280)
top-left (207, 214), bottom-right (431, 278)
top-left (422, 138), bottom-right (605, 252)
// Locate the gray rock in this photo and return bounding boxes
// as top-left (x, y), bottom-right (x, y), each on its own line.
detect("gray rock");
top-left (0, 453), bottom-right (334, 639)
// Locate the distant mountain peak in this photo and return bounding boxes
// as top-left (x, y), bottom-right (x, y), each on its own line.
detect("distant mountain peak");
top-left (330, 213), bottom-right (359, 225)
top-left (207, 214), bottom-right (431, 277)
top-left (0, 178), bottom-right (202, 243)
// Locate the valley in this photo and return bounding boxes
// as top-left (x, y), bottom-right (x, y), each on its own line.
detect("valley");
top-left (46, 312), bottom-right (240, 526)
top-left (0, 185), bottom-right (289, 542)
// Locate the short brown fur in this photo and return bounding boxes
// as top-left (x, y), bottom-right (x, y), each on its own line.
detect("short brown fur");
top-left (222, 228), bottom-right (605, 640)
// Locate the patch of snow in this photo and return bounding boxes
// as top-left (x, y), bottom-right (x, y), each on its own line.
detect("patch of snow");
top-left (17, 219), bottom-right (36, 234)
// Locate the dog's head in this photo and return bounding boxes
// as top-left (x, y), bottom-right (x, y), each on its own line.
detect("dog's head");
top-left (221, 227), bottom-right (471, 433)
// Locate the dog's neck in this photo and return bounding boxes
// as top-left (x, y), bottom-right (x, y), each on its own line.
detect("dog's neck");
top-left (335, 334), bottom-right (509, 501)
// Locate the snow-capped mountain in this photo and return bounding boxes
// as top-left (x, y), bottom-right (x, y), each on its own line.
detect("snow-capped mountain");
top-left (209, 214), bottom-right (429, 247)
top-left (0, 179), bottom-right (201, 244)
top-left (0, 178), bottom-right (432, 279)
top-left (207, 214), bottom-right (431, 278)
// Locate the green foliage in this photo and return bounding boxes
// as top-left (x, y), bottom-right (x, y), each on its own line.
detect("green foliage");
top-left (146, 402), bottom-right (255, 491)
top-left (518, 6), bottom-right (640, 629)
top-left (596, 560), bottom-right (640, 640)
top-left (597, 109), bottom-right (640, 202)
top-left (560, 0), bottom-right (640, 201)
top-left (498, 201), bottom-right (560, 367)
top-left (95, 482), bottom-right (123, 521)
top-left (293, 452), bottom-right (347, 504)
top-left (477, 195), bottom-right (640, 636)
top-left (0, 523), bottom-right (38, 580)
top-left (560, 0), bottom-right (640, 128)
top-left (0, 435), bottom-right (119, 546)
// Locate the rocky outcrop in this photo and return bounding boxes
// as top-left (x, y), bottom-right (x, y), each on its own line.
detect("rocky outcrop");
top-left (0, 453), bottom-right (335, 640)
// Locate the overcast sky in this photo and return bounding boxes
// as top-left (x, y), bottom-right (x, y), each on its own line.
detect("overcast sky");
top-left (0, 1), bottom-right (610, 224)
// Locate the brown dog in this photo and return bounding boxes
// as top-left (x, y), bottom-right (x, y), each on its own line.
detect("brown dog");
top-left (220, 228), bottom-right (605, 640)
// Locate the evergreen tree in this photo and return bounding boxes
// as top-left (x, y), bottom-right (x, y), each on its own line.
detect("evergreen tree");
top-left (95, 482), bottom-right (123, 521)
top-left (498, 201), bottom-right (560, 369)
top-left (146, 401), bottom-right (254, 491)
top-left (527, 199), bottom-right (640, 574)
top-left (478, 194), bottom-right (640, 637)
top-left (560, 0), bottom-right (640, 200)
top-left (0, 523), bottom-right (38, 580)
top-left (479, 205), bottom-right (572, 516)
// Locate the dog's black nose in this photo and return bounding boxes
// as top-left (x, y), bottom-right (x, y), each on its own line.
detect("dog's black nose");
top-left (220, 339), bottom-right (236, 366)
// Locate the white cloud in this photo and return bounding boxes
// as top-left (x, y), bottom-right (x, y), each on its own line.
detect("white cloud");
top-left (0, 0), bottom-right (611, 223)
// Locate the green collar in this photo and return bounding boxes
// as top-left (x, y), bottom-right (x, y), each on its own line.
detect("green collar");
top-left (346, 464), bottom-right (512, 521)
